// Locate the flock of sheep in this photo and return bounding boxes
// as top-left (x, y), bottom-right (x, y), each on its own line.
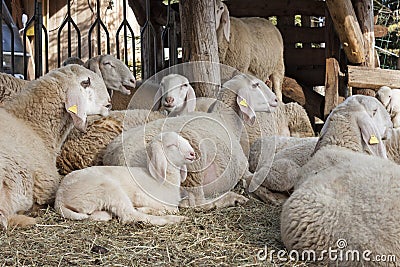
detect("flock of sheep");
top-left (1, 0), bottom-right (400, 265)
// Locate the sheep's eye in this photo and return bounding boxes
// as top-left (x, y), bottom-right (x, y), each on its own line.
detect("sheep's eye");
top-left (372, 109), bottom-right (378, 116)
top-left (183, 83), bottom-right (189, 87)
top-left (103, 62), bottom-right (115, 68)
top-left (81, 77), bottom-right (91, 88)
top-left (252, 83), bottom-right (259, 88)
top-left (220, 6), bottom-right (223, 10)
top-left (167, 144), bottom-right (177, 148)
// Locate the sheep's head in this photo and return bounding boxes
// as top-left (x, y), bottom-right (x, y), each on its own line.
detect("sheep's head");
top-left (223, 74), bottom-right (279, 124)
top-left (152, 74), bottom-right (196, 115)
top-left (147, 132), bottom-right (196, 185)
top-left (84, 54), bottom-right (136, 96)
top-left (64, 65), bottom-right (111, 132)
top-left (376, 86), bottom-right (392, 109)
top-left (215, 0), bottom-right (230, 41)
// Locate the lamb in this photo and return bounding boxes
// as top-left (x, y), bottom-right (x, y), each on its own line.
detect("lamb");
top-left (376, 85), bottom-right (400, 128)
top-left (0, 72), bottom-right (29, 103)
top-left (0, 64), bottom-right (111, 230)
top-left (57, 109), bottom-right (166, 175)
top-left (247, 136), bottom-right (318, 204)
top-left (280, 95), bottom-right (397, 265)
top-left (55, 132), bottom-right (194, 226)
top-left (103, 74), bottom-right (279, 208)
top-left (215, 0), bottom-right (285, 100)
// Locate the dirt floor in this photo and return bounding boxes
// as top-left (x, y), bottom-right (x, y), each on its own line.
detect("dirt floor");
top-left (0, 194), bottom-right (307, 267)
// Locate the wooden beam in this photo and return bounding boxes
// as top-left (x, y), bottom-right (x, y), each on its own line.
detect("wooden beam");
top-left (324, 58), bottom-right (340, 119)
top-left (348, 66), bottom-right (400, 90)
top-left (353, 0), bottom-right (375, 67)
top-left (326, 0), bottom-right (365, 64)
top-left (227, 0), bottom-right (326, 17)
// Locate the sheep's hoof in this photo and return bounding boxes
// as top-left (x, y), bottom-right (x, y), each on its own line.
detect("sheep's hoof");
top-left (89, 211), bottom-right (112, 221)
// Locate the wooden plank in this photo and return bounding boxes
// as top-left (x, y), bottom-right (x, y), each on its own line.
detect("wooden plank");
top-left (226, 0), bottom-right (325, 17)
top-left (348, 66), bottom-right (400, 90)
top-left (324, 58), bottom-right (340, 118)
top-left (285, 48), bottom-right (326, 67)
top-left (280, 26), bottom-right (326, 44)
top-left (326, 0), bottom-right (365, 64)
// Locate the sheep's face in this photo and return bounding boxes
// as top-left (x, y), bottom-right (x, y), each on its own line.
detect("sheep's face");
top-left (65, 66), bottom-right (111, 132)
top-left (215, 0), bottom-right (225, 30)
top-left (160, 74), bottom-right (195, 114)
top-left (162, 132), bottom-right (196, 167)
top-left (376, 86), bottom-right (392, 109)
top-left (85, 55), bottom-right (136, 95)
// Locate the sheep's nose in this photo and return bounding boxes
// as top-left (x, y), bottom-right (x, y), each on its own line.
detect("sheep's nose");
top-left (130, 78), bottom-right (136, 87)
top-left (105, 103), bottom-right (112, 110)
top-left (166, 96), bottom-right (174, 104)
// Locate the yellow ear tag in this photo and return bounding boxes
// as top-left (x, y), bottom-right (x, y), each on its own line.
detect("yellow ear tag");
top-left (68, 105), bottom-right (78, 114)
top-left (369, 134), bottom-right (379, 145)
top-left (239, 99), bottom-right (248, 107)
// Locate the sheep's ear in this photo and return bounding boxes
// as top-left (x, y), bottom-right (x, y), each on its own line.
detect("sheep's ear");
top-left (357, 113), bottom-right (387, 159)
top-left (65, 78), bottom-right (90, 132)
top-left (185, 84), bottom-right (196, 113)
top-left (222, 3), bottom-right (230, 42)
top-left (180, 165), bottom-right (188, 183)
top-left (237, 88), bottom-right (256, 125)
top-left (148, 141), bottom-right (168, 183)
top-left (84, 57), bottom-right (103, 78)
top-left (152, 84), bottom-right (163, 111)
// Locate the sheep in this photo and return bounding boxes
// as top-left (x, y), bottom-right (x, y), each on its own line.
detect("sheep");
top-left (152, 74), bottom-right (196, 115)
top-left (215, 0), bottom-right (285, 100)
top-left (2, 55), bottom-right (136, 105)
top-left (247, 136), bottom-right (318, 204)
top-left (0, 64), bottom-right (111, 230)
top-left (55, 132), bottom-right (194, 226)
top-left (210, 74), bottom-right (314, 155)
top-left (57, 109), bottom-right (166, 175)
top-left (0, 72), bottom-right (29, 104)
top-left (103, 74), bottom-right (279, 209)
top-left (376, 85), bottom-right (400, 128)
top-left (280, 95), bottom-right (397, 265)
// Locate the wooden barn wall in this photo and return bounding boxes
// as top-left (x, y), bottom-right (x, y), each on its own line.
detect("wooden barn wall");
top-left (226, 0), bottom-right (340, 88)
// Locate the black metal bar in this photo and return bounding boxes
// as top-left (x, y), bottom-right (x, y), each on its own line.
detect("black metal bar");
top-left (42, 25), bottom-right (48, 74)
top-left (116, 0), bottom-right (136, 76)
top-left (57, 0), bottom-right (81, 67)
top-left (0, 1), bottom-right (3, 73)
top-left (140, 0), bottom-right (158, 79)
top-left (5, 23), bottom-right (14, 74)
top-left (34, 0), bottom-right (43, 78)
top-left (88, 0), bottom-right (110, 57)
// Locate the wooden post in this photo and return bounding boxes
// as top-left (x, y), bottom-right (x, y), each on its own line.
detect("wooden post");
top-left (324, 58), bottom-right (340, 119)
top-left (179, 0), bottom-right (220, 98)
top-left (326, 0), bottom-right (365, 64)
top-left (352, 0), bottom-right (376, 96)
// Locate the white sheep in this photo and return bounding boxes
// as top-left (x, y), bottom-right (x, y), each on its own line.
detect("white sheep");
top-left (280, 95), bottom-right (396, 265)
top-left (376, 85), bottom-right (400, 128)
top-left (247, 136), bottom-right (318, 204)
top-left (55, 132), bottom-right (194, 226)
top-left (0, 72), bottom-right (29, 104)
top-left (103, 75), bottom-right (279, 208)
top-left (215, 0), bottom-right (285, 100)
top-left (57, 109), bottom-right (166, 175)
top-left (152, 74), bottom-right (196, 115)
top-left (0, 64), bottom-right (111, 229)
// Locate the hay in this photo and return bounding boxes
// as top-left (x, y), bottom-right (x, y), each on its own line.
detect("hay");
top-left (0, 196), bottom-right (299, 267)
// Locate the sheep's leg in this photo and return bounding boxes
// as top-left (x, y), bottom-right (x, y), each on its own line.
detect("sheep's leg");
top-left (89, 211), bottom-right (112, 221)
top-left (270, 59), bottom-right (285, 101)
top-left (393, 114), bottom-right (400, 128)
top-left (7, 214), bottom-right (36, 228)
top-left (0, 210), bottom-right (7, 230)
top-left (252, 185), bottom-right (288, 206)
top-left (197, 191), bottom-right (248, 210)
